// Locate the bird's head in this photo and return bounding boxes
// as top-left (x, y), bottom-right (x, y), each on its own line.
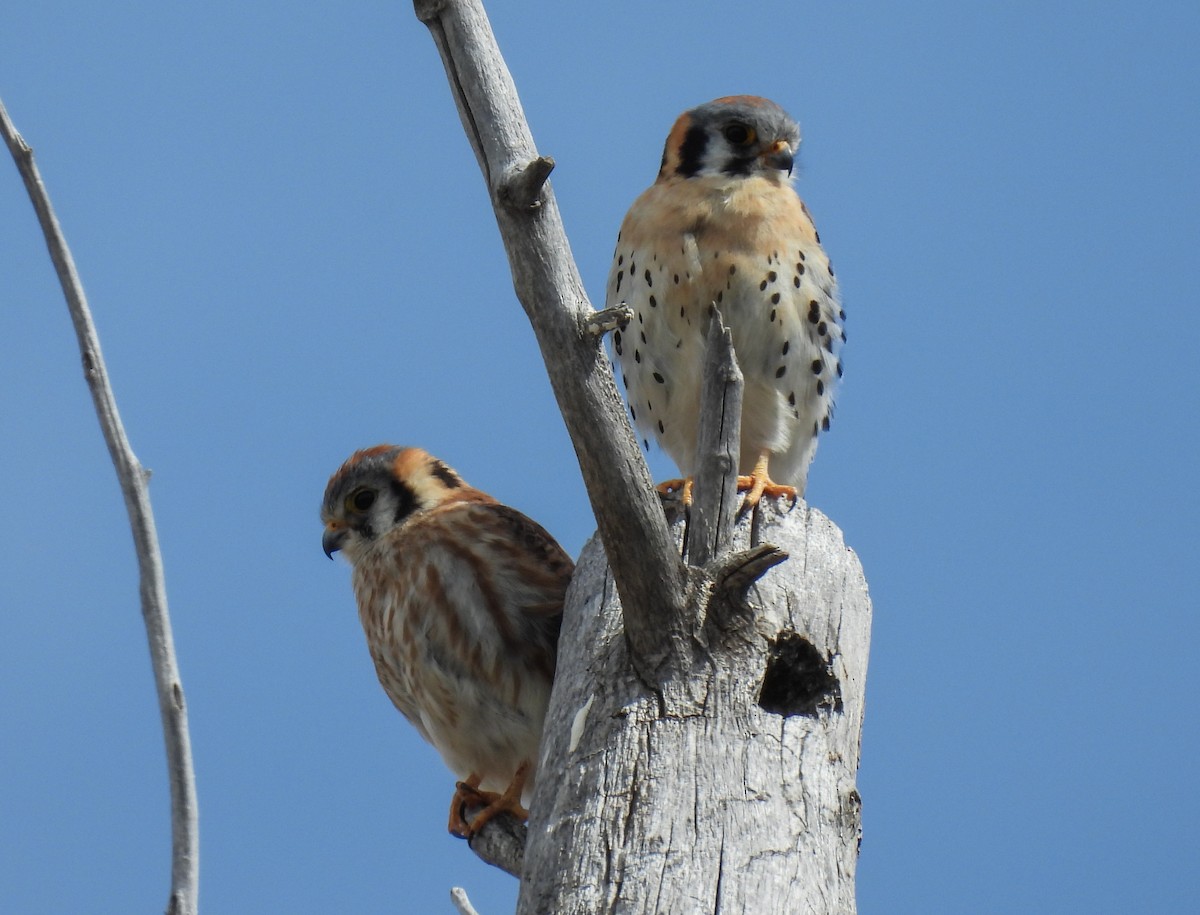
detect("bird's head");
top-left (320, 445), bottom-right (467, 563)
top-left (657, 95), bottom-right (800, 183)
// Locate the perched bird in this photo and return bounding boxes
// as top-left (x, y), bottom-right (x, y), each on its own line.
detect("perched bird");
top-left (321, 445), bottom-right (573, 837)
top-left (607, 95), bottom-right (844, 505)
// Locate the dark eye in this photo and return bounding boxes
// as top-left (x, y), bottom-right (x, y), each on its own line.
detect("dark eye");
top-left (723, 123), bottom-right (755, 146)
top-left (348, 488), bottom-right (376, 512)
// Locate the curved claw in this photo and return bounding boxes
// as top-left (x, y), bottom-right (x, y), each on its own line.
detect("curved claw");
top-left (448, 763), bottom-right (532, 839)
top-left (736, 454), bottom-right (797, 513)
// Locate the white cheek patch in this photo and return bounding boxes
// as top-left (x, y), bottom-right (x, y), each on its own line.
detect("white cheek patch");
top-left (568, 695), bottom-right (595, 754)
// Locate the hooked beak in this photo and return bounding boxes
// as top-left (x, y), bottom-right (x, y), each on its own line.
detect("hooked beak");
top-left (322, 523), bottom-right (348, 559)
top-left (762, 139), bottom-right (794, 175)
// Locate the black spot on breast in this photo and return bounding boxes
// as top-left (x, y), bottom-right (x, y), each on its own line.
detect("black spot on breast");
top-left (717, 291), bottom-right (724, 303)
top-left (657, 420), bottom-right (665, 433)
top-left (816, 380), bottom-right (825, 396)
top-left (836, 361), bottom-right (844, 378)
top-left (649, 295), bottom-right (657, 308)
top-left (768, 271), bottom-right (777, 283)
top-left (653, 372), bottom-right (665, 384)
top-left (674, 274), bottom-right (680, 284)
top-left (618, 254), bottom-right (624, 266)
top-left (630, 405), bottom-right (637, 420)
top-left (644, 269), bottom-right (653, 287)
top-left (817, 321), bottom-right (827, 336)
top-left (640, 331), bottom-right (647, 344)
top-left (828, 263), bottom-right (835, 277)
top-left (635, 349), bottom-right (642, 363)
top-left (759, 279), bottom-right (768, 291)
top-left (839, 308), bottom-right (847, 321)
top-left (822, 415), bottom-right (831, 431)
top-left (613, 330), bottom-right (623, 355)
top-left (793, 275), bottom-right (801, 288)
top-left (811, 359), bottom-right (822, 374)
top-left (788, 391), bottom-right (796, 406)
top-left (770, 308), bottom-right (777, 322)
top-left (729, 264), bottom-right (737, 275)
top-left (615, 270), bottom-right (624, 292)
top-left (775, 366), bottom-right (787, 378)
top-left (782, 340), bottom-right (790, 355)
top-left (796, 262), bottom-right (805, 274)
top-left (771, 292), bottom-right (781, 305)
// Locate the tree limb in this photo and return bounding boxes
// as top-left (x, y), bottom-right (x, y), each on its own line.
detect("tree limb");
top-left (450, 886), bottom-right (483, 915)
top-left (0, 96), bottom-right (199, 915)
top-left (411, 0), bottom-right (690, 677)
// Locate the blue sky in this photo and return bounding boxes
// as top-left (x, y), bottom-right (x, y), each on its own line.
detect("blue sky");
top-left (3, 2), bottom-right (1198, 912)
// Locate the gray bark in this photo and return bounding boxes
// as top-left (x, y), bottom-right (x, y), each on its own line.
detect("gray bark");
top-left (413, 2), bottom-right (873, 911)
top-left (521, 501), bottom-right (870, 914)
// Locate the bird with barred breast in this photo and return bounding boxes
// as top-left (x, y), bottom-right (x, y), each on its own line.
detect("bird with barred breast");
top-left (607, 95), bottom-right (844, 507)
top-left (321, 445), bottom-right (572, 838)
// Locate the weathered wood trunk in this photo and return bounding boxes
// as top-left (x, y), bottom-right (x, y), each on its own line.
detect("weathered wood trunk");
top-left (520, 501), bottom-right (871, 914)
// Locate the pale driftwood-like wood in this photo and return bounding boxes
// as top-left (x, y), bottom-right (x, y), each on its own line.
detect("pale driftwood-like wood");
top-left (412, 0), bottom-right (690, 676)
top-left (450, 886), bottom-right (483, 915)
top-left (686, 307), bottom-right (745, 568)
top-left (0, 97), bottom-right (200, 915)
top-left (412, 3), bottom-right (872, 910)
top-left (466, 811), bottom-right (526, 878)
top-left (522, 502), bottom-right (870, 914)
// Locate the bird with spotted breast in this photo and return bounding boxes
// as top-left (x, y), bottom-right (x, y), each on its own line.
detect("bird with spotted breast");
top-left (607, 95), bottom-right (844, 507)
top-left (321, 445), bottom-right (573, 838)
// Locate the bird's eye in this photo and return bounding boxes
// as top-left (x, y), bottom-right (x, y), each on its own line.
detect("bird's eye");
top-left (723, 123), bottom-right (755, 146)
top-left (348, 488), bottom-right (376, 512)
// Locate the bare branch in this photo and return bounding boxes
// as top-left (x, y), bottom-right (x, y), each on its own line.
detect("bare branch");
top-left (585, 304), bottom-right (632, 338)
top-left (687, 306), bottom-right (744, 567)
top-left (411, 0), bottom-right (689, 668)
top-left (465, 814), bottom-right (526, 878)
top-left (450, 886), bottom-right (482, 915)
top-left (496, 155), bottom-right (555, 211)
top-left (0, 96), bottom-right (199, 915)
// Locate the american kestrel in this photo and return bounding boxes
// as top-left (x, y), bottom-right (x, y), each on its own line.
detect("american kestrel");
top-left (607, 95), bottom-right (844, 505)
top-left (320, 445), bottom-right (573, 837)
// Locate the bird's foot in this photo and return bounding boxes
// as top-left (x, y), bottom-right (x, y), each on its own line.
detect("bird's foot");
top-left (736, 454), bottom-right (797, 514)
top-left (656, 477), bottom-right (694, 507)
top-left (448, 764), bottom-right (531, 839)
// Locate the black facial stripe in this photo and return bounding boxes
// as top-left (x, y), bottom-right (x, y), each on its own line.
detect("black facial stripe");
top-left (389, 477), bottom-right (418, 526)
top-left (675, 124), bottom-right (709, 178)
top-left (429, 460), bottom-right (462, 489)
top-left (722, 156), bottom-right (756, 177)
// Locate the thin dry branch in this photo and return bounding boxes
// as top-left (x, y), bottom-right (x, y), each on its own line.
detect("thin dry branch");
top-left (687, 307), bottom-right (745, 567)
top-left (0, 96), bottom-right (199, 915)
top-left (412, 0), bottom-right (690, 670)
